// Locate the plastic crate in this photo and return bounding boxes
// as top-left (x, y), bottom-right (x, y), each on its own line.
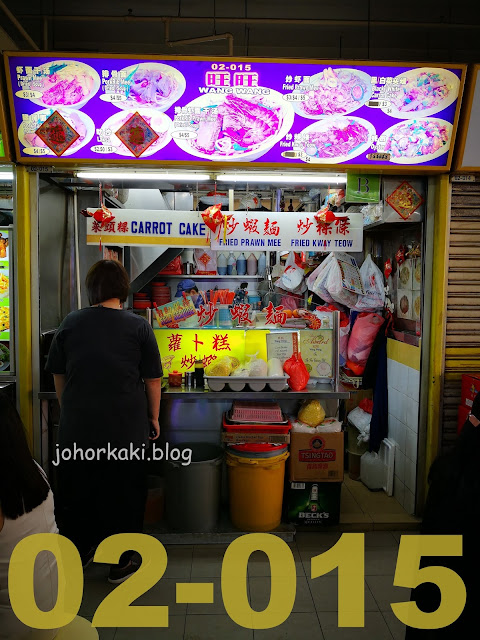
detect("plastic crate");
top-left (231, 401), bottom-right (283, 423)
top-left (223, 413), bottom-right (291, 434)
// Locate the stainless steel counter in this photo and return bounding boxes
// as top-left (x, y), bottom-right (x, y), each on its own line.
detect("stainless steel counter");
top-left (40, 384), bottom-right (350, 402)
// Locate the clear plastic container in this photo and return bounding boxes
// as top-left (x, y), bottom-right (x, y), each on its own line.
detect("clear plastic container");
top-left (218, 304), bottom-right (232, 328)
top-left (360, 452), bottom-right (386, 491)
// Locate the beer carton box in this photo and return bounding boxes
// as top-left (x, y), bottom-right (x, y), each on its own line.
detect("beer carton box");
top-left (286, 481), bottom-right (341, 526)
top-left (289, 431), bottom-right (344, 482)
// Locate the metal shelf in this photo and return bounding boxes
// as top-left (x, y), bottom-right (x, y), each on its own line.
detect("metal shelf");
top-left (160, 275), bottom-right (263, 280)
top-left (162, 383), bottom-right (350, 400)
top-left (39, 383), bottom-right (350, 402)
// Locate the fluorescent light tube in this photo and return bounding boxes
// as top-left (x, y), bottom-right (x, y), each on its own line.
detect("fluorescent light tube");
top-left (0, 171), bottom-right (14, 181)
top-left (218, 174), bottom-right (347, 184)
top-left (77, 171), bottom-right (211, 181)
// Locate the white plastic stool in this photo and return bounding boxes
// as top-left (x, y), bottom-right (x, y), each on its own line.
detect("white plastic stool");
top-left (54, 616), bottom-right (99, 640)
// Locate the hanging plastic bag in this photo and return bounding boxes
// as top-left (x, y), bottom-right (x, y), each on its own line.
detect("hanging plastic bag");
top-left (194, 249), bottom-right (217, 275)
top-left (283, 352), bottom-right (310, 391)
top-left (339, 311), bottom-right (351, 367)
top-left (355, 255), bottom-right (385, 312)
top-left (159, 255), bottom-right (183, 275)
top-left (278, 252), bottom-right (306, 292)
top-left (325, 254), bottom-right (360, 308)
top-left (298, 399), bottom-right (326, 427)
top-left (346, 312), bottom-right (384, 375)
top-left (311, 253), bottom-right (335, 303)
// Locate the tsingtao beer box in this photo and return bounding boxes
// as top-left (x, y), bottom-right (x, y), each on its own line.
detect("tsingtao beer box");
top-left (289, 432), bottom-right (344, 482)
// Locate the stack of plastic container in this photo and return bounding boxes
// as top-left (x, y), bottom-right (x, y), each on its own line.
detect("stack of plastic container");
top-left (224, 401), bottom-right (290, 532)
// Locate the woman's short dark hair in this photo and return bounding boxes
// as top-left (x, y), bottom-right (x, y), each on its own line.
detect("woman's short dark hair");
top-left (85, 260), bottom-right (130, 305)
top-left (0, 393), bottom-right (50, 519)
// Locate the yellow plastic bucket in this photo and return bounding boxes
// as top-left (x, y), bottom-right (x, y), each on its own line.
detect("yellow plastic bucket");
top-left (226, 450), bottom-right (289, 532)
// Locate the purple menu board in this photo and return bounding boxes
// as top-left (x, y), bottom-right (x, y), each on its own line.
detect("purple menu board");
top-left (5, 54), bottom-right (465, 169)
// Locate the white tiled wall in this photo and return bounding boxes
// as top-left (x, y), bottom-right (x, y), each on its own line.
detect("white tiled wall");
top-left (387, 358), bottom-right (420, 515)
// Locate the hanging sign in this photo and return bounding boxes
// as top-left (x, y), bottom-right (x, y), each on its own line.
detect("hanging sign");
top-left (85, 209), bottom-right (209, 247)
top-left (346, 174), bottom-right (380, 203)
top-left (210, 211), bottom-right (363, 252)
top-left (5, 53), bottom-right (465, 170)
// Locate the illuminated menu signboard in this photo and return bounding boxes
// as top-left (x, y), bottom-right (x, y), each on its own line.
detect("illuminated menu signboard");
top-left (5, 53), bottom-right (465, 170)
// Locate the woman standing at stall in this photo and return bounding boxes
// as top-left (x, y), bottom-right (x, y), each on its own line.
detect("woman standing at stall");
top-left (46, 260), bottom-right (162, 584)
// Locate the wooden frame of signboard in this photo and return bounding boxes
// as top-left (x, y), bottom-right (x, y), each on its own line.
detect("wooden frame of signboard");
top-left (3, 51), bottom-right (467, 174)
top-left (452, 63), bottom-right (480, 173)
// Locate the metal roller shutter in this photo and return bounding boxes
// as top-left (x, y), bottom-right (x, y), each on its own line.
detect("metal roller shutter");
top-left (443, 182), bottom-right (480, 448)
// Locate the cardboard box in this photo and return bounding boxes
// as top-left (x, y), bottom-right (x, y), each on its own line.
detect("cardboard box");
top-left (289, 431), bottom-right (344, 482)
top-left (458, 404), bottom-right (470, 434)
top-left (287, 481), bottom-right (341, 525)
top-left (461, 373), bottom-right (480, 408)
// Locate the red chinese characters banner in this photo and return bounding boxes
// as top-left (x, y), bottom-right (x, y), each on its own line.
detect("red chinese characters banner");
top-left (210, 211), bottom-right (363, 252)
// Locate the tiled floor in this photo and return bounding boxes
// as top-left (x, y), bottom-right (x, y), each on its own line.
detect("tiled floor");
top-left (84, 530), bottom-right (415, 639)
top-left (339, 477), bottom-right (420, 529)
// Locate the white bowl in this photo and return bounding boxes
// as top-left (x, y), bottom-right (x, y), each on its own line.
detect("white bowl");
top-left (18, 108), bottom-right (95, 156)
top-left (173, 87), bottom-right (295, 162)
top-left (29, 60), bottom-right (100, 109)
top-left (293, 116), bottom-right (375, 164)
top-left (115, 62), bottom-right (186, 112)
top-left (377, 117), bottom-right (452, 165)
top-left (97, 109), bottom-right (172, 157)
top-left (290, 68), bottom-right (373, 120)
top-left (381, 68), bottom-right (460, 119)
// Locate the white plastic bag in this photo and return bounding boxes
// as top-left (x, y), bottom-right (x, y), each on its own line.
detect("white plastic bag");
top-left (311, 253), bottom-right (335, 303)
top-left (194, 248), bottom-right (217, 274)
top-left (325, 255), bottom-right (359, 308)
top-left (278, 252), bottom-right (305, 292)
top-left (355, 255), bottom-right (385, 312)
top-left (348, 407), bottom-right (372, 434)
top-left (267, 358), bottom-right (284, 377)
top-left (246, 352), bottom-right (268, 377)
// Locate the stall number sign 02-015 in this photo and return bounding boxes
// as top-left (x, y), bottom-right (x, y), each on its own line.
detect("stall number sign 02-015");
top-left (8, 533), bottom-right (467, 630)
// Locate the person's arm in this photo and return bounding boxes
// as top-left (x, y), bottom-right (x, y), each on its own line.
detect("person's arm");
top-left (53, 374), bottom-right (66, 407)
top-left (144, 378), bottom-right (161, 440)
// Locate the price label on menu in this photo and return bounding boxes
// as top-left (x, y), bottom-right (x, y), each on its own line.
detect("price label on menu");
top-left (171, 130), bottom-right (198, 140)
top-left (367, 152), bottom-right (391, 161)
top-left (282, 94), bottom-right (308, 102)
top-left (367, 100), bottom-right (390, 108)
top-left (90, 145), bottom-right (118, 154)
top-left (23, 147), bottom-right (50, 156)
top-left (7, 533), bottom-right (468, 630)
top-left (99, 93), bottom-right (127, 103)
